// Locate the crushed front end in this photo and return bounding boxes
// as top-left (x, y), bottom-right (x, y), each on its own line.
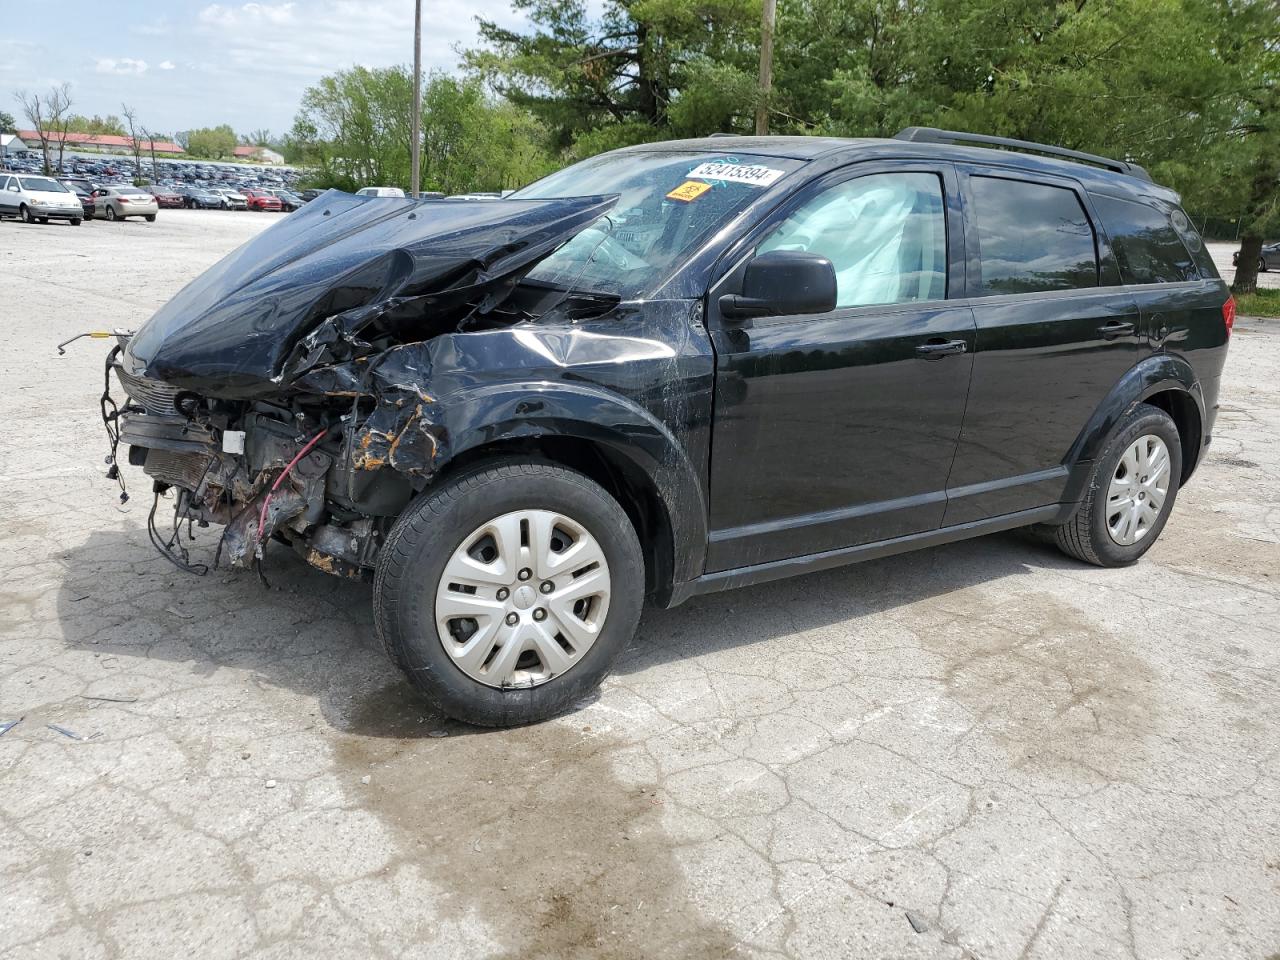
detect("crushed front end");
top-left (95, 191), bottom-right (618, 580)
top-left (105, 333), bottom-right (399, 578)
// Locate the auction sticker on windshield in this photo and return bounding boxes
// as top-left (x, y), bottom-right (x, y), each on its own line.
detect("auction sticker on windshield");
top-left (666, 180), bottom-right (713, 203)
top-left (687, 161), bottom-right (785, 187)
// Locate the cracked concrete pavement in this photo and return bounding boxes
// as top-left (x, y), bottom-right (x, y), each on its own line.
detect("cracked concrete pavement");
top-left (2, 211), bottom-right (1278, 959)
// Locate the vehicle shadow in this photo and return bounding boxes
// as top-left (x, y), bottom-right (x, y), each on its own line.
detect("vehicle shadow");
top-left (53, 522), bottom-right (1071, 739)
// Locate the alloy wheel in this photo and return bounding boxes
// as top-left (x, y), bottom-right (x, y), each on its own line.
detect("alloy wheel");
top-left (435, 509), bottom-right (611, 689)
top-left (1106, 434), bottom-right (1171, 545)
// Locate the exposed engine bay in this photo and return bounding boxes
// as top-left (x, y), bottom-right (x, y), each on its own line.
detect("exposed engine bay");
top-left (98, 191), bottom-right (625, 580)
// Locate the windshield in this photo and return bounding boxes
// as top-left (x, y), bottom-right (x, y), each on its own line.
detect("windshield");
top-left (511, 150), bottom-right (804, 297)
top-left (19, 177), bottom-right (67, 193)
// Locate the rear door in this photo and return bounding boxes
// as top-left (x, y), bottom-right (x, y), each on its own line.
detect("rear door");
top-left (706, 162), bottom-right (976, 570)
top-left (944, 169), bottom-right (1141, 524)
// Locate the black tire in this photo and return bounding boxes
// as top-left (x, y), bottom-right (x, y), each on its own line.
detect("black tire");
top-left (70, 218), bottom-right (81, 226)
top-left (145, 214), bottom-right (156, 222)
top-left (374, 459), bottom-right (645, 727)
top-left (20, 205), bottom-right (34, 224)
top-left (105, 206), bottom-right (117, 221)
top-left (1261, 258), bottom-right (1270, 273)
top-left (1050, 402), bottom-right (1182, 567)
top-left (37, 217), bottom-right (48, 224)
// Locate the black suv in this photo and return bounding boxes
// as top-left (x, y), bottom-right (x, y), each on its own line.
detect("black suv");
top-left (98, 128), bottom-right (1232, 726)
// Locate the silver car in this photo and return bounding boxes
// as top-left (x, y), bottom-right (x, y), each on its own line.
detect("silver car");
top-left (93, 186), bottom-right (160, 222)
top-left (0, 173), bottom-right (84, 224)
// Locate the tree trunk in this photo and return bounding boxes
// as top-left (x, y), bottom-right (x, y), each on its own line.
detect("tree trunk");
top-left (1232, 234), bottom-right (1263, 294)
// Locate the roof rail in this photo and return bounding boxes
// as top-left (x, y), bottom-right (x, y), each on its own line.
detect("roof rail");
top-left (708, 132), bottom-right (743, 138)
top-left (894, 127), bottom-right (1151, 182)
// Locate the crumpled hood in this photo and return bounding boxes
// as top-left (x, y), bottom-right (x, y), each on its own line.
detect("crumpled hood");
top-left (123, 190), bottom-right (617, 397)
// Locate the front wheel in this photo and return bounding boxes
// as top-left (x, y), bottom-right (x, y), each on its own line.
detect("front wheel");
top-left (20, 205), bottom-right (34, 224)
top-left (1048, 402), bottom-right (1182, 566)
top-left (105, 206), bottom-right (117, 221)
top-left (374, 460), bottom-right (645, 727)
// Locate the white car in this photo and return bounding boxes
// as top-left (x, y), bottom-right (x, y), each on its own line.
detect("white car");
top-left (0, 173), bottom-right (84, 225)
top-left (355, 186), bottom-right (406, 198)
top-left (212, 187), bottom-right (248, 210)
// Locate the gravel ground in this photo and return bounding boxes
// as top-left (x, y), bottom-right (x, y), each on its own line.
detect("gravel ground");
top-left (2, 210), bottom-right (1279, 960)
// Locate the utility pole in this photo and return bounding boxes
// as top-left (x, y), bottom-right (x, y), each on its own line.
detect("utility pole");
top-left (410, 0), bottom-right (422, 197)
top-left (754, 0), bottom-right (777, 135)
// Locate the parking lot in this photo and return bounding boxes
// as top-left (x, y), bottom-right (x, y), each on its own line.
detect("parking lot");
top-left (2, 210), bottom-right (1278, 959)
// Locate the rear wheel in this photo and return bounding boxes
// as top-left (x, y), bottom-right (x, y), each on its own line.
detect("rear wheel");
top-left (145, 214), bottom-right (156, 222)
top-left (374, 460), bottom-right (644, 727)
top-left (1048, 402), bottom-right (1182, 567)
top-left (70, 218), bottom-right (81, 226)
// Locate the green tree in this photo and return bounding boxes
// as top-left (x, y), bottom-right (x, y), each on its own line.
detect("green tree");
top-left (290, 67), bottom-right (555, 193)
top-left (0, 110), bottom-right (16, 134)
top-left (466, 0), bottom-right (761, 155)
top-left (185, 124), bottom-right (239, 159)
top-left (64, 113), bottom-right (127, 136)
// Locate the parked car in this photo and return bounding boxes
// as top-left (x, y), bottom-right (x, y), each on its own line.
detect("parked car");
top-left (96, 128), bottom-right (1232, 727)
top-left (243, 188), bottom-right (282, 212)
top-left (299, 188), bottom-right (325, 203)
top-left (66, 184), bottom-right (96, 220)
top-left (178, 186), bottom-right (224, 210)
top-left (212, 187), bottom-right (248, 210)
top-left (0, 173), bottom-right (83, 224)
top-left (1233, 241), bottom-right (1279, 272)
top-left (148, 186), bottom-right (185, 209)
top-left (92, 185), bottom-right (159, 222)
top-left (269, 189), bottom-right (304, 211)
top-left (356, 186), bottom-right (406, 198)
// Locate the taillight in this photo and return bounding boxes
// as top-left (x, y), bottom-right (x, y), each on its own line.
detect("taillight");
top-left (1223, 295), bottom-right (1236, 337)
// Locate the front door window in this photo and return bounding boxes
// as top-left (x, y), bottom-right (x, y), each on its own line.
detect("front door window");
top-left (758, 172), bottom-right (947, 308)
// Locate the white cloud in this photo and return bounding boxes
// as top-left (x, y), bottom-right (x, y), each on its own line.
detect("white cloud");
top-left (159, 60), bottom-right (176, 70)
top-left (199, 3), bottom-right (297, 29)
top-left (95, 57), bottom-right (149, 75)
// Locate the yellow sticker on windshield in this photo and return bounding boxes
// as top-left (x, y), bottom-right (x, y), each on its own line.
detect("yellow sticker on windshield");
top-left (666, 180), bottom-right (712, 203)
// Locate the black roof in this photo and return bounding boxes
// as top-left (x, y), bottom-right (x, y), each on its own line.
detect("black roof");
top-left (624, 133), bottom-right (1176, 201)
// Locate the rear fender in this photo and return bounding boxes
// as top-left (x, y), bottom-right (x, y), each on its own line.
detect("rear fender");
top-left (1062, 353), bottom-right (1205, 503)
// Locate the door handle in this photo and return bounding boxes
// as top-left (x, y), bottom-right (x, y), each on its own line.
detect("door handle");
top-left (915, 338), bottom-right (968, 359)
top-left (1098, 321), bottom-right (1136, 340)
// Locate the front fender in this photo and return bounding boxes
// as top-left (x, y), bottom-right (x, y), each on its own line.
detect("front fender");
top-left (1066, 353), bottom-right (1205, 488)
top-left (433, 380), bottom-right (710, 586)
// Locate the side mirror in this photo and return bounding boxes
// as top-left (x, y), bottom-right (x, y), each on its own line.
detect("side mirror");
top-left (719, 250), bottom-right (837, 321)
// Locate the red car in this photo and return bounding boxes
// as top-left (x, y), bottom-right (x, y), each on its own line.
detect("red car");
top-left (148, 187), bottom-right (185, 209)
top-left (243, 189), bottom-right (283, 212)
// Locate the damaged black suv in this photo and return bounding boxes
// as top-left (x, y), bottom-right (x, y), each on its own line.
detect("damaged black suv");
top-left (99, 128), bottom-right (1232, 726)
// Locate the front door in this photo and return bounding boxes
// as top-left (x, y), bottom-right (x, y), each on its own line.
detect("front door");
top-left (706, 163), bottom-right (975, 572)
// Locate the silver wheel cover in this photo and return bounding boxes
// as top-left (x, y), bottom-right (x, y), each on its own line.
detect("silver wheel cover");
top-left (435, 509), bottom-right (611, 689)
top-left (1106, 434), bottom-right (1171, 546)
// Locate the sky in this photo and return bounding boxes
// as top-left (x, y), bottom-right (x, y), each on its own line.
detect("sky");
top-left (2, 0), bottom-right (528, 137)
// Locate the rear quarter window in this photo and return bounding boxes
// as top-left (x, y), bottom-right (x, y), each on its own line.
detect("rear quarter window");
top-left (1091, 194), bottom-right (1200, 284)
top-left (970, 176), bottom-right (1099, 296)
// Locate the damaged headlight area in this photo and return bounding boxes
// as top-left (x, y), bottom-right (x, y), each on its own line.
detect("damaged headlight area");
top-left (96, 193), bottom-right (626, 581)
top-left (104, 333), bottom-right (411, 580)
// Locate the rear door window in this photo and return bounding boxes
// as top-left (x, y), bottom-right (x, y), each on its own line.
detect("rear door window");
top-left (1091, 194), bottom-right (1200, 284)
top-left (970, 176), bottom-right (1099, 296)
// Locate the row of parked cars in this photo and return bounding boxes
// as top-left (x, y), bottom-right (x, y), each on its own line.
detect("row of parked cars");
top-left (0, 172), bottom-right (322, 225)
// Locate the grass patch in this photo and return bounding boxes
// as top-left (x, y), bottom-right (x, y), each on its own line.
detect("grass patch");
top-left (1235, 288), bottom-right (1280, 319)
